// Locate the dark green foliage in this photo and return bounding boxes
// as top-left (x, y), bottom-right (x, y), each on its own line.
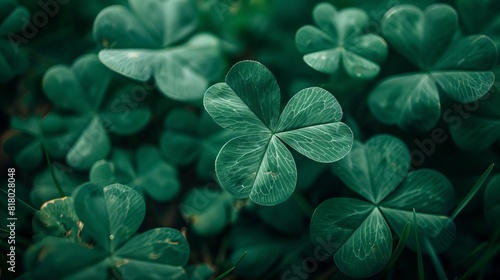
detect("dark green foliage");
top-left (1, 0), bottom-right (500, 279)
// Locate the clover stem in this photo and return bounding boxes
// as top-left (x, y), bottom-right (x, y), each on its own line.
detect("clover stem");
top-left (0, 189), bottom-right (37, 214)
top-left (423, 238), bottom-right (447, 280)
top-left (43, 143), bottom-right (66, 198)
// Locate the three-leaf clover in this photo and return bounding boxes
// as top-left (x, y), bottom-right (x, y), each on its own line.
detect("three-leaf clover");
top-left (204, 60), bottom-right (353, 206)
top-left (311, 134), bottom-right (456, 278)
top-left (368, 4), bottom-right (498, 132)
top-left (295, 3), bottom-right (388, 80)
top-left (160, 109), bottom-right (235, 180)
top-left (42, 54), bottom-right (152, 170)
top-left (90, 145), bottom-right (180, 202)
top-left (25, 183), bottom-right (190, 279)
top-left (94, 0), bottom-right (225, 102)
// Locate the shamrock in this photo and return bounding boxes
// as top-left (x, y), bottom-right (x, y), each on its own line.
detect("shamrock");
top-left (311, 134), bottom-right (456, 278)
top-left (368, 4), bottom-right (498, 132)
top-left (90, 145), bottom-right (180, 202)
top-left (42, 54), bottom-right (151, 170)
top-left (25, 183), bottom-right (190, 279)
top-left (295, 2), bottom-right (388, 80)
top-left (204, 60), bottom-right (353, 206)
top-left (94, 0), bottom-right (225, 102)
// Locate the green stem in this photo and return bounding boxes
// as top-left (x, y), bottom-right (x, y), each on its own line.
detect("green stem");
top-left (0, 189), bottom-right (37, 214)
top-left (459, 243), bottom-right (500, 280)
top-left (380, 222), bottom-right (411, 277)
top-left (413, 209), bottom-right (425, 280)
top-left (423, 238), bottom-right (447, 280)
top-left (451, 163), bottom-right (494, 220)
top-left (42, 141), bottom-right (65, 198)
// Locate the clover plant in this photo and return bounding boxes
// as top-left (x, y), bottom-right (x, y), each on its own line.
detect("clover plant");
top-left (368, 4), bottom-right (498, 132)
top-left (41, 54), bottom-right (152, 170)
top-left (94, 0), bottom-right (225, 102)
top-left (311, 134), bottom-right (456, 277)
top-left (296, 3), bottom-right (388, 80)
top-left (204, 60), bottom-right (353, 205)
top-left (26, 183), bottom-right (190, 279)
top-left (3, 0), bottom-right (500, 279)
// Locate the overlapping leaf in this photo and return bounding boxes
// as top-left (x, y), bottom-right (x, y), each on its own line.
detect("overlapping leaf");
top-left (311, 134), bottom-right (456, 277)
top-left (450, 0), bottom-right (500, 150)
top-left (457, 0), bottom-right (500, 48)
top-left (32, 197), bottom-right (82, 242)
top-left (295, 3), bottom-right (388, 80)
top-left (204, 60), bottom-right (353, 205)
top-left (94, 0), bottom-right (224, 101)
top-left (41, 54), bottom-right (152, 170)
top-left (368, 4), bottom-right (498, 132)
top-left (90, 145), bottom-right (180, 201)
top-left (25, 183), bottom-right (190, 279)
top-left (449, 88), bottom-right (500, 151)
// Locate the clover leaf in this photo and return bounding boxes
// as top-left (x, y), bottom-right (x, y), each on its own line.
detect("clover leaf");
top-left (180, 186), bottom-right (238, 236)
top-left (484, 174), bottom-right (500, 228)
top-left (90, 145), bottom-right (180, 202)
top-left (160, 109), bottom-right (235, 180)
top-left (368, 4), bottom-right (498, 132)
top-left (310, 134), bottom-right (456, 278)
top-left (204, 60), bottom-right (353, 206)
top-left (94, 0), bottom-right (224, 102)
top-left (296, 3), bottom-right (388, 80)
top-left (25, 183), bottom-right (190, 279)
top-left (449, 88), bottom-right (500, 151)
top-left (32, 197), bottom-right (82, 242)
top-left (42, 54), bottom-right (152, 170)
top-left (457, 0), bottom-right (500, 48)
top-left (0, 0), bottom-right (29, 83)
